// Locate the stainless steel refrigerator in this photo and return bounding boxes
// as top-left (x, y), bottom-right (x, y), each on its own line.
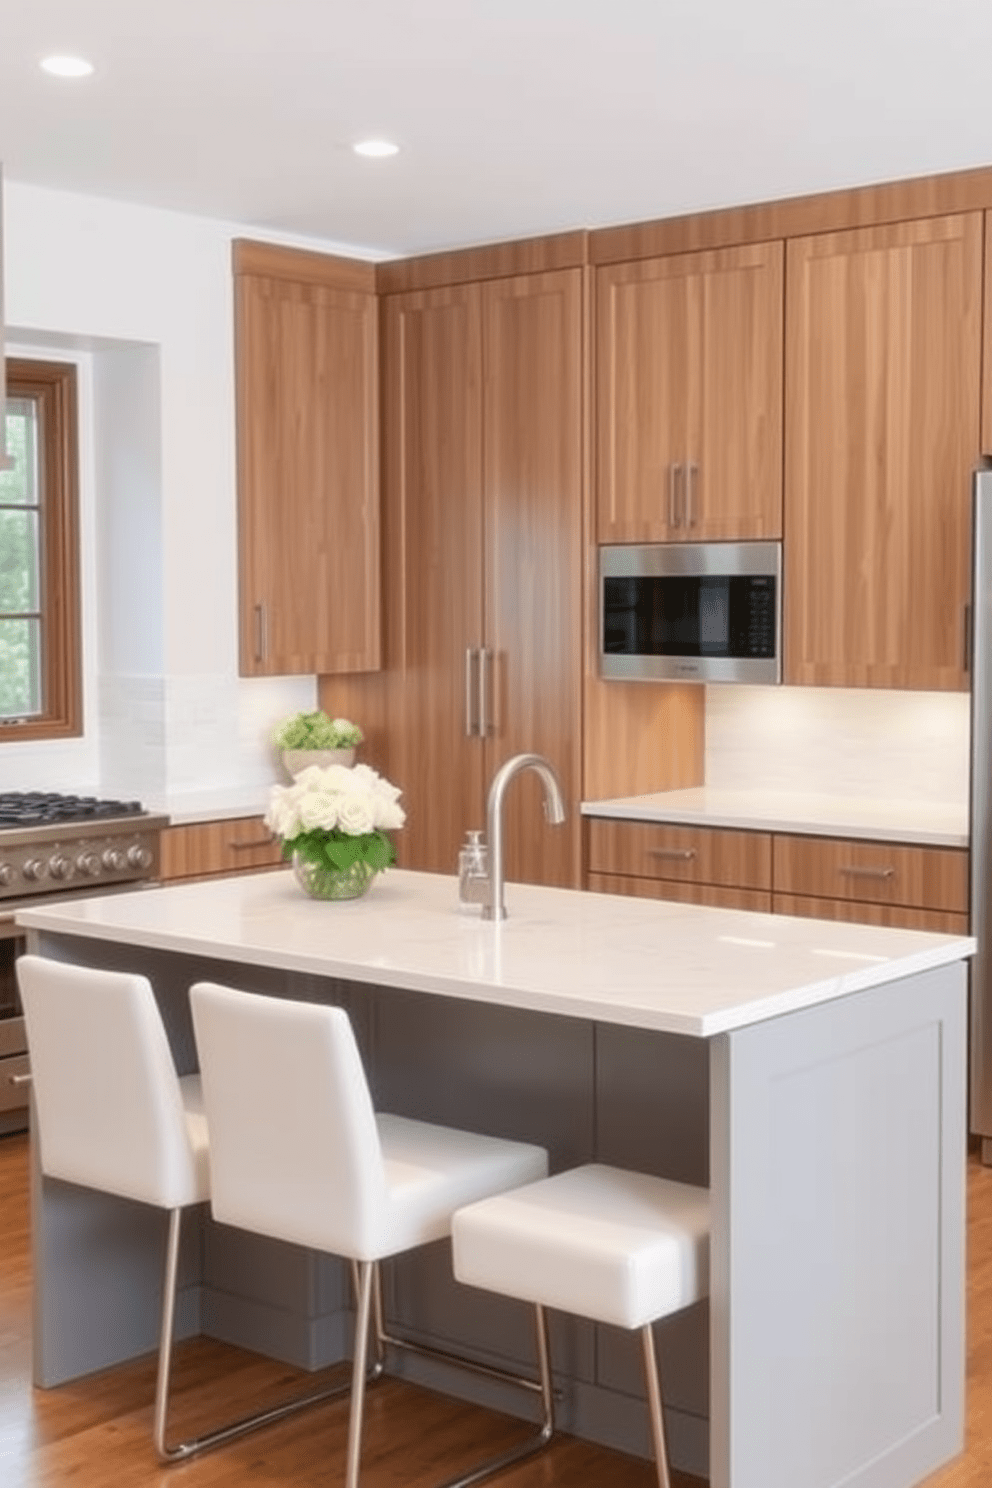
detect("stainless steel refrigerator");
top-left (971, 466), bottom-right (992, 1156)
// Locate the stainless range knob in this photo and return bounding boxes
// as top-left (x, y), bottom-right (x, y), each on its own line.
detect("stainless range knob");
top-left (22, 858), bottom-right (48, 881)
top-left (102, 848), bottom-right (126, 872)
top-left (127, 844), bottom-right (152, 870)
top-left (76, 852), bottom-right (102, 877)
top-left (0, 863), bottom-right (14, 887)
top-left (48, 855), bottom-right (75, 881)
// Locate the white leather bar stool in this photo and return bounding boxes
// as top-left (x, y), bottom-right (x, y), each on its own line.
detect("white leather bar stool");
top-left (188, 980), bottom-right (550, 1488)
top-left (17, 954), bottom-right (348, 1462)
top-left (449, 1163), bottom-right (710, 1488)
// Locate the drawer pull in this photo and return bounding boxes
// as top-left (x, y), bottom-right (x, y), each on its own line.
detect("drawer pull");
top-left (838, 865), bottom-right (895, 881)
top-left (648, 848), bottom-right (697, 862)
top-left (9, 1073), bottom-right (31, 1087)
top-left (228, 836), bottom-right (276, 851)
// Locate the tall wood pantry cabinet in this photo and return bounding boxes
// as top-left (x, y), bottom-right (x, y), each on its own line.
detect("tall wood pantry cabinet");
top-left (595, 241), bottom-right (783, 543)
top-left (233, 241), bottom-right (381, 677)
top-left (785, 212), bottom-right (982, 690)
top-left (379, 268), bottom-right (583, 886)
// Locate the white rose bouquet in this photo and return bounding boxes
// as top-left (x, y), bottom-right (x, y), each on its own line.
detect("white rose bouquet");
top-left (265, 762), bottom-right (405, 877)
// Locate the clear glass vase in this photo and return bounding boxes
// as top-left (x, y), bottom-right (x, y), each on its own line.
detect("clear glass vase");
top-left (292, 851), bottom-right (377, 901)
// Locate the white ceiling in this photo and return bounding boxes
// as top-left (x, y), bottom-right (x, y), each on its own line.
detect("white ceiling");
top-left (2, 0), bottom-right (992, 259)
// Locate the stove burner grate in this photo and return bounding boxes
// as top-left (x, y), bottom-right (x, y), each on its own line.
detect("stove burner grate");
top-left (0, 792), bottom-right (146, 829)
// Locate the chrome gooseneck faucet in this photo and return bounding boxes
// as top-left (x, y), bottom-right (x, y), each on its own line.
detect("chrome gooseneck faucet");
top-left (482, 753), bottom-right (566, 922)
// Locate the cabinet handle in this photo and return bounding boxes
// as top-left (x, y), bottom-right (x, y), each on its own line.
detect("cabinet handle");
top-left (254, 603), bottom-right (268, 663)
top-left (465, 647), bottom-right (478, 737)
top-left (838, 865), bottom-right (895, 881)
top-left (479, 648), bottom-right (492, 737)
top-left (648, 847), bottom-right (697, 862)
top-left (686, 462), bottom-right (699, 529)
top-left (228, 835), bottom-right (275, 851)
top-left (668, 463), bottom-right (684, 529)
top-left (9, 1073), bottom-right (31, 1087)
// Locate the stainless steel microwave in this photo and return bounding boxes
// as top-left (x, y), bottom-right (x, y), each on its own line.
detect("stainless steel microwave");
top-left (600, 541), bottom-right (782, 684)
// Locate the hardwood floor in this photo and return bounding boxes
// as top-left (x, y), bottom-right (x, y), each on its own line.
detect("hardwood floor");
top-left (4, 1130), bottom-right (991, 1487)
top-left (0, 1132), bottom-right (701, 1486)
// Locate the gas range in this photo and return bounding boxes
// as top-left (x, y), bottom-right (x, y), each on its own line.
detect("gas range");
top-left (0, 792), bottom-right (170, 908)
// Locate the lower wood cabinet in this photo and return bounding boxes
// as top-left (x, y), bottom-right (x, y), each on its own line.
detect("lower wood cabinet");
top-left (585, 819), bottom-right (969, 933)
top-left (160, 817), bottom-right (283, 882)
top-left (586, 820), bottom-right (772, 912)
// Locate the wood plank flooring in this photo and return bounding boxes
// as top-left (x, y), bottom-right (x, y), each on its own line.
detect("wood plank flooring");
top-left (3, 1130), bottom-right (991, 1486)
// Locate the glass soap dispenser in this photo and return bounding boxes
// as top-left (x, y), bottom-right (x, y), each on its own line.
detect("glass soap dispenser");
top-left (458, 829), bottom-right (489, 910)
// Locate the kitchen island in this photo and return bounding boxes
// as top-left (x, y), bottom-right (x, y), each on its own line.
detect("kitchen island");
top-left (17, 868), bottom-right (975, 1488)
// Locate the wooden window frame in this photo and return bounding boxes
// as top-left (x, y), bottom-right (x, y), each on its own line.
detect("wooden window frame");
top-left (0, 359), bottom-right (81, 741)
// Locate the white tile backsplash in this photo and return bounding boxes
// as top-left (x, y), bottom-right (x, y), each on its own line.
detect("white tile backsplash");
top-left (704, 686), bottom-right (970, 808)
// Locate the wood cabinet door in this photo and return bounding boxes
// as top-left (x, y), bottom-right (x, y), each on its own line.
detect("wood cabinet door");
top-left (380, 285), bottom-right (485, 874)
top-left (595, 242), bottom-right (783, 543)
top-left (482, 269), bottom-right (584, 888)
top-left (235, 254), bottom-right (380, 676)
top-left (785, 213), bottom-right (982, 689)
top-left (596, 256), bottom-right (691, 542)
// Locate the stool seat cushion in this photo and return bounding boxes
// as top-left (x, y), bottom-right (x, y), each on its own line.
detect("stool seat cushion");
top-left (452, 1163), bottom-right (709, 1331)
top-left (376, 1114), bottom-right (548, 1259)
top-left (177, 1074), bottom-right (211, 1204)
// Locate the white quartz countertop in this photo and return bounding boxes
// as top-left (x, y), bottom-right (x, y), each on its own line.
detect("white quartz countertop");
top-left (581, 788), bottom-right (970, 848)
top-left (16, 867), bottom-right (975, 1038)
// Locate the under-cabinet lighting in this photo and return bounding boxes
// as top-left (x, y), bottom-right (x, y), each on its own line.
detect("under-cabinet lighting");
top-left (40, 55), bottom-right (95, 78)
top-left (353, 139), bottom-right (399, 158)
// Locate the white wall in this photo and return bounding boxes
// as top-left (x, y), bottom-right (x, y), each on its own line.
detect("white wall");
top-left (1, 179), bottom-right (374, 805)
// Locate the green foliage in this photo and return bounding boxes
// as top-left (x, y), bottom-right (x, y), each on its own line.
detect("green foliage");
top-left (272, 710), bottom-right (364, 750)
top-left (281, 827), bottom-right (396, 873)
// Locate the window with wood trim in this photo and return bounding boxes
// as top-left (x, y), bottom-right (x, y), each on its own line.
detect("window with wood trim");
top-left (0, 359), bottom-right (81, 740)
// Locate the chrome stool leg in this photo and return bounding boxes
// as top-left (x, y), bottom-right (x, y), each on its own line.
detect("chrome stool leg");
top-left (153, 1208), bottom-right (356, 1463)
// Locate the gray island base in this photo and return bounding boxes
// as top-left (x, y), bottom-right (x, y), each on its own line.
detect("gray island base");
top-left (17, 868), bottom-right (973, 1488)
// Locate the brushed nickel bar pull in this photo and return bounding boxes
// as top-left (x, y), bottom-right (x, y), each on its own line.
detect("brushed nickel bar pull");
top-left (465, 647), bottom-right (478, 737)
top-left (479, 647), bottom-right (492, 737)
top-left (686, 462), bottom-right (699, 528)
top-left (9, 1073), bottom-right (31, 1086)
top-left (254, 602), bottom-right (268, 663)
top-left (228, 836), bottom-right (275, 850)
top-left (838, 865), bottom-right (895, 881)
top-left (668, 464), bottom-right (680, 529)
top-left (648, 847), bottom-right (697, 862)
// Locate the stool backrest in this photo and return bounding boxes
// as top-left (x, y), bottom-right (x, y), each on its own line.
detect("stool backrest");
top-left (189, 982), bottom-right (389, 1257)
top-left (17, 954), bottom-right (199, 1209)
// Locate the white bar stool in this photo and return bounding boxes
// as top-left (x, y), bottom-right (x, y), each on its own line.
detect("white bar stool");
top-left (16, 953), bottom-right (346, 1463)
top-left (189, 980), bottom-right (550, 1488)
top-left (449, 1163), bottom-right (710, 1488)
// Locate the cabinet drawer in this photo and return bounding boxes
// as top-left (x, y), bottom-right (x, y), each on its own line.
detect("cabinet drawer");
top-left (772, 835), bottom-right (969, 913)
top-left (160, 817), bottom-right (283, 882)
top-left (586, 820), bottom-right (772, 890)
top-left (773, 891), bottom-right (969, 935)
top-left (588, 871), bottom-right (772, 913)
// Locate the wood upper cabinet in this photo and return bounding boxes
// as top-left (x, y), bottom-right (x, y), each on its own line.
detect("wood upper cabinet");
top-left (381, 269), bottom-right (583, 886)
top-left (785, 213), bottom-right (982, 690)
top-left (234, 241), bottom-right (380, 677)
top-left (595, 241), bottom-right (784, 542)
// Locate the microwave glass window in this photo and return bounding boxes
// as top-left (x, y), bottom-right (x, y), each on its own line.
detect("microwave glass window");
top-left (603, 574), bottom-right (776, 660)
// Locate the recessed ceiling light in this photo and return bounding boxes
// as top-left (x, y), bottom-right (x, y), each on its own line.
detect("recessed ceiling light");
top-left (40, 55), bottom-right (95, 79)
top-left (353, 139), bottom-right (399, 159)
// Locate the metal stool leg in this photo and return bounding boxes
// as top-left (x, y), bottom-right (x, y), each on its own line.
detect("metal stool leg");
top-left (344, 1260), bottom-right (376, 1488)
top-left (153, 1207), bottom-right (354, 1463)
top-left (435, 1302), bottom-right (556, 1488)
top-left (641, 1322), bottom-right (672, 1488)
